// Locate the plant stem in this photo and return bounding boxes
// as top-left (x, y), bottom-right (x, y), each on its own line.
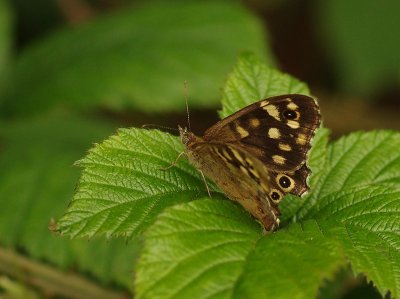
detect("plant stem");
top-left (0, 246), bottom-right (130, 299)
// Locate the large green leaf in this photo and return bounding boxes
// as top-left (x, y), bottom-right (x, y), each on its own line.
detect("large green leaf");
top-left (0, 114), bottom-right (139, 290)
top-left (135, 199), bottom-right (260, 299)
top-left (137, 180), bottom-right (400, 299)
top-left (57, 127), bottom-right (225, 238)
top-left (1, 1), bottom-right (271, 117)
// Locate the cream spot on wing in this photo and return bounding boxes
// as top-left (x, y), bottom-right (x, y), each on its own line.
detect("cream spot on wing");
top-left (240, 166), bottom-right (249, 176)
top-left (263, 104), bottom-right (281, 121)
top-left (259, 100), bottom-right (269, 107)
top-left (236, 124), bottom-right (249, 138)
top-left (279, 143), bottom-right (292, 151)
top-left (245, 158), bottom-right (253, 166)
top-left (287, 120), bottom-right (300, 129)
top-left (272, 155), bottom-right (286, 165)
top-left (261, 182), bottom-right (270, 192)
top-left (296, 133), bottom-right (307, 145)
top-left (222, 149), bottom-right (233, 161)
top-left (287, 102), bottom-right (298, 110)
top-left (249, 118), bottom-right (261, 128)
top-left (268, 128), bottom-right (281, 139)
top-left (216, 151), bottom-right (228, 162)
top-left (248, 168), bottom-right (260, 179)
top-left (231, 149), bottom-right (245, 164)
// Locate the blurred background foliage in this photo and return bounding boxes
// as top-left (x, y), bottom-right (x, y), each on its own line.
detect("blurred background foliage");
top-left (0, 0), bottom-right (398, 298)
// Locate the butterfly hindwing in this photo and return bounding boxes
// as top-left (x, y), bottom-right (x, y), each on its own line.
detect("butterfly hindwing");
top-left (203, 94), bottom-right (321, 172)
top-left (268, 164), bottom-right (310, 198)
top-left (187, 141), bottom-right (280, 230)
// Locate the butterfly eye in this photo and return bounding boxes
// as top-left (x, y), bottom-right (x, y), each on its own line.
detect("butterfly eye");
top-left (283, 110), bottom-right (299, 120)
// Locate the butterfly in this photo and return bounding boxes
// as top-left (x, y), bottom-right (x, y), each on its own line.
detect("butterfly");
top-left (179, 94), bottom-right (321, 231)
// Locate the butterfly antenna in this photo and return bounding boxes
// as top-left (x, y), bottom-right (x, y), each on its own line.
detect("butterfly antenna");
top-left (184, 80), bottom-right (191, 131)
top-left (141, 124), bottom-right (179, 133)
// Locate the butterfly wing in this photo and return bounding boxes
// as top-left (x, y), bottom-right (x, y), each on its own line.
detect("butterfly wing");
top-left (203, 94), bottom-right (321, 172)
top-left (184, 141), bottom-right (281, 231)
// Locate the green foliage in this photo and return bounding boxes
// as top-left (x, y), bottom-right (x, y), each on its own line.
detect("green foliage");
top-left (0, 0), bottom-right (12, 85)
top-left (59, 53), bottom-right (400, 298)
top-left (0, 114), bottom-right (139, 289)
top-left (318, 0), bottom-right (400, 94)
top-left (1, 1), bottom-right (271, 117)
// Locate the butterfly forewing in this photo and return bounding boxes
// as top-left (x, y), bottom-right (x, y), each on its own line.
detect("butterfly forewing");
top-left (203, 94), bottom-right (321, 172)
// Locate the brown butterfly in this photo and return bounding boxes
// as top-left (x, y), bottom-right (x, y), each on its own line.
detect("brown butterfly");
top-left (179, 94), bottom-right (321, 231)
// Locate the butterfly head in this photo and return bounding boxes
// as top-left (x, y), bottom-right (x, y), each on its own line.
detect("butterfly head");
top-left (179, 126), bottom-right (199, 147)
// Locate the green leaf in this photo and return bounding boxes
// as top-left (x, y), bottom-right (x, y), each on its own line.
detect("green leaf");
top-left (135, 199), bottom-right (260, 299)
top-left (318, 0), bottom-right (400, 94)
top-left (293, 130), bottom-right (400, 222)
top-left (57, 127), bottom-right (226, 238)
top-left (2, 1), bottom-right (271, 117)
top-left (219, 52), bottom-right (309, 118)
top-left (0, 114), bottom-right (139, 289)
top-left (137, 181), bottom-right (400, 299)
top-left (315, 184), bottom-right (400, 298)
top-left (238, 183), bottom-right (400, 298)
top-left (232, 221), bottom-right (346, 299)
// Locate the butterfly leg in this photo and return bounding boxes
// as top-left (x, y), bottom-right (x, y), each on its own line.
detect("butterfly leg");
top-left (199, 170), bottom-right (212, 198)
top-left (160, 151), bottom-right (186, 171)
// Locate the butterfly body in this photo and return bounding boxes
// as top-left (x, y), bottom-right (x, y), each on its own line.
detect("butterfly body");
top-left (180, 94), bottom-right (321, 231)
